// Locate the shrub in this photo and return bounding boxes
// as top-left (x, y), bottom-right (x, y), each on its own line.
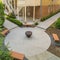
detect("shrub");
top-left (0, 49), bottom-right (13, 60)
top-left (0, 2), bottom-right (5, 27)
top-left (34, 22), bottom-right (39, 25)
top-left (41, 17), bottom-right (45, 21)
top-left (0, 34), bottom-right (13, 60)
top-left (6, 16), bottom-right (23, 27)
top-left (0, 26), bottom-right (5, 32)
top-left (55, 18), bottom-right (60, 29)
top-left (0, 18), bottom-right (5, 28)
top-left (0, 34), bottom-right (4, 46)
top-left (8, 12), bottom-right (16, 19)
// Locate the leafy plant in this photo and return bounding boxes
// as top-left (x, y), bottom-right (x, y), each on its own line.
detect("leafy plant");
top-left (55, 18), bottom-right (60, 29)
top-left (0, 34), bottom-right (13, 60)
top-left (34, 22), bottom-right (39, 25)
top-left (8, 12), bottom-right (16, 19)
top-left (6, 16), bottom-right (23, 27)
top-left (0, 2), bottom-right (5, 27)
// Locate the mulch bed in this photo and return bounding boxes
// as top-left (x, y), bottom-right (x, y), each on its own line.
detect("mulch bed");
top-left (46, 26), bottom-right (60, 57)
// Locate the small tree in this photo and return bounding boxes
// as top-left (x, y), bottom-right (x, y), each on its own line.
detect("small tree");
top-left (0, 2), bottom-right (5, 28)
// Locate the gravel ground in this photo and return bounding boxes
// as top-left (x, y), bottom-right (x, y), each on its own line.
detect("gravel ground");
top-left (46, 27), bottom-right (60, 57)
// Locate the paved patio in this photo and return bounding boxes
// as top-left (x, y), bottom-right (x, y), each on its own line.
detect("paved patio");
top-left (27, 51), bottom-right (60, 60)
top-left (5, 27), bottom-right (51, 57)
top-left (3, 20), bottom-right (18, 30)
top-left (4, 13), bottom-right (60, 60)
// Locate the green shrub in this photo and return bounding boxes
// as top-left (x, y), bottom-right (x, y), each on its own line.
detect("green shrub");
top-left (0, 18), bottom-right (5, 28)
top-left (0, 2), bottom-right (12, 59)
top-left (0, 26), bottom-right (6, 32)
top-left (34, 22), bottom-right (39, 25)
top-left (41, 17), bottom-right (45, 21)
top-left (0, 45), bottom-right (13, 60)
top-left (0, 2), bottom-right (5, 27)
top-left (8, 12), bottom-right (16, 19)
top-left (6, 16), bottom-right (23, 27)
top-left (0, 34), bottom-right (4, 46)
top-left (55, 18), bottom-right (60, 29)
top-left (0, 34), bottom-right (13, 60)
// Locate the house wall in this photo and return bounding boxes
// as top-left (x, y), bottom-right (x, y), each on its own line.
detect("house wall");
top-left (13, 0), bottom-right (60, 18)
top-left (17, 0), bottom-right (40, 6)
top-left (35, 0), bottom-right (60, 18)
top-left (35, 6), bottom-right (49, 18)
top-left (26, 0), bottom-right (40, 6)
top-left (56, 0), bottom-right (60, 5)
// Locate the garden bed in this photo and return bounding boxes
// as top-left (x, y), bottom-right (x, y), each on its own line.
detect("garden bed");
top-left (46, 21), bottom-right (60, 57)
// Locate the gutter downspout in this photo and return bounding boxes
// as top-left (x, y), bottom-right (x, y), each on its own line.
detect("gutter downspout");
top-left (40, 0), bottom-right (42, 21)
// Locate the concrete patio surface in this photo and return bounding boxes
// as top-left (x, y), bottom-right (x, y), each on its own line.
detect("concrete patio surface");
top-left (5, 27), bottom-right (51, 57)
top-left (3, 20), bottom-right (18, 30)
top-left (27, 51), bottom-right (60, 60)
top-left (4, 13), bottom-right (60, 60)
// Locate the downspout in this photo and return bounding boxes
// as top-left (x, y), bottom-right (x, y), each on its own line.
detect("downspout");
top-left (33, 0), bottom-right (35, 22)
top-left (25, 6), bottom-right (27, 23)
top-left (40, 0), bottom-right (42, 21)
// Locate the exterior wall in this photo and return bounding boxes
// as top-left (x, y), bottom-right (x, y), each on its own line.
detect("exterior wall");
top-left (53, 5), bottom-right (60, 13)
top-left (35, 6), bottom-right (40, 18)
top-left (42, 6), bottom-right (49, 17)
top-left (42, 0), bottom-right (50, 6)
top-left (35, 6), bottom-right (49, 18)
top-left (17, 0), bottom-right (40, 6)
top-left (27, 5), bottom-right (60, 18)
top-left (13, 0), bottom-right (60, 19)
top-left (56, 0), bottom-right (60, 5)
top-left (26, 0), bottom-right (40, 6)
top-left (26, 7), bottom-right (33, 17)
top-left (35, 0), bottom-right (60, 18)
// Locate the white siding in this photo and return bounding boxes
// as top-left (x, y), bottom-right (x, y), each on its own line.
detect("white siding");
top-left (17, 0), bottom-right (40, 6)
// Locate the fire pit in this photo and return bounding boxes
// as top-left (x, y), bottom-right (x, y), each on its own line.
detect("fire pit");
top-left (25, 31), bottom-right (32, 38)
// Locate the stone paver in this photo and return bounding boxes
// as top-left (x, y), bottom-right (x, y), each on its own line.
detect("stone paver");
top-left (3, 20), bottom-right (18, 30)
top-left (37, 13), bottom-right (60, 29)
top-left (27, 51), bottom-right (60, 60)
